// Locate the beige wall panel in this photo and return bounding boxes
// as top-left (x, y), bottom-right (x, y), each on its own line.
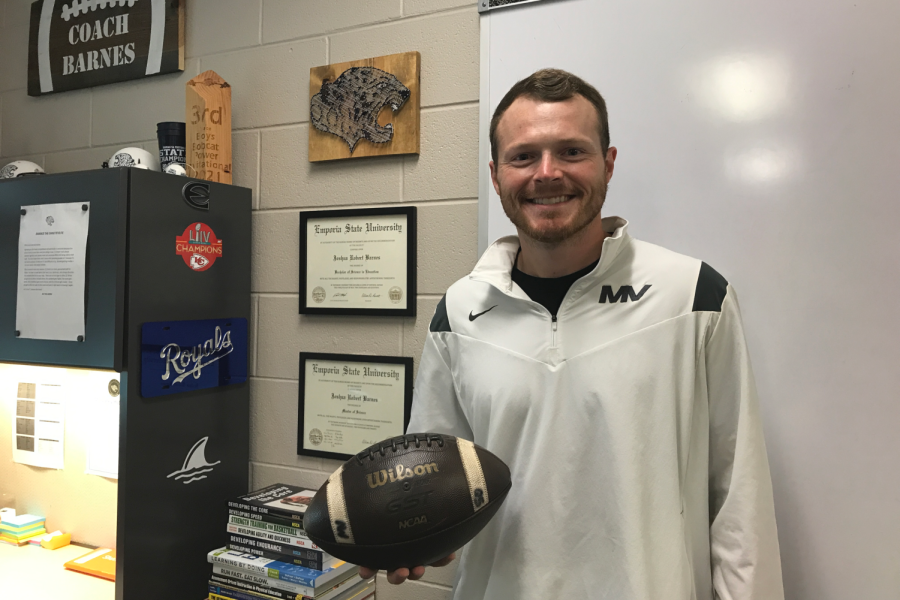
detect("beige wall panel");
top-left (0, 0), bottom-right (29, 93)
top-left (403, 296), bottom-right (441, 377)
top-left (6, 467), bottom-right (117, 549)
top-left (44, 144), bottom-right (130, 173)
top-left (0, 388), bottom-right (12, 510)
top-left (249, 294), bottom-right (260, 376)
top-left (263, 0), bottom-right (402, 43)
top-left (415, 201), bottom-right (479, 293)
top-left (375, 573), bottom-right (453, 600)
top-left (403, 106), bottom-right (479, 202)
top-left (329, 9), bottom-right (479, 107)
top-left (249, 377), bottom-right (325, 471)
top-left (233, 129), bottom-right (260, 209)
top-left (3, 2), bottom-right (29, 32)
top-left (187, 0), bottom-right (261, 58)
top-left (252, 211), bottom-right (299, 294)
top-left (259, 125), bottom-right (402, 210)
top-left (41, 139), bottom-right (154, 173)
top-left (0, 152), bottom-right (43, 167)
top-left (0, 386), bottom-right (117, 549)
top-left (91, 60), bottom-right (200, 147)
top-left (7, 0), bottom-right (31, 23)
top-left (250, 462), bottom-right (330, 492)
top-left (320, 457), bottom-right (344, 475)
top-left (404, 0), bottom-right (473, 16)
top-left (256, 295), bottom-right (402, 380)
top-left (1, 90), bottom-right (91, 156)
top-left (201, 40), bottom-right (327, 129)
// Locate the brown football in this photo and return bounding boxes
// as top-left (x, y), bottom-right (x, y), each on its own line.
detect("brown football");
top-left (303, 433), bottom-right (511, 570)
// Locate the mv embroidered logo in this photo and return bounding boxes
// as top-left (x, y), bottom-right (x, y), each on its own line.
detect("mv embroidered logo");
top-left (599, 285), bottom-right (652, 303)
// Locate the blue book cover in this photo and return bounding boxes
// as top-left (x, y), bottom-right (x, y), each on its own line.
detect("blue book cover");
top-left (208, 547), bottom-right (353, 588)
top-left (209, 582), bottom-right (285, 600)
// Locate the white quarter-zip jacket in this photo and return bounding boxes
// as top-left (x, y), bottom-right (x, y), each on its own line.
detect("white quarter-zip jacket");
top-left (407, 217), bottom-right (784, 600)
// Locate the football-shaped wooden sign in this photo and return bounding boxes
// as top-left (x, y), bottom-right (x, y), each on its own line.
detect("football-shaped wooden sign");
top-left (27, 0), bottom-right (184, 96)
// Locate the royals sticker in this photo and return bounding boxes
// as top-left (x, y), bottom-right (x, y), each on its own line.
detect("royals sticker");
top-left (141, 318), bottom-right (248, 398)
top-left (176, 222), bottom-right (222, 271)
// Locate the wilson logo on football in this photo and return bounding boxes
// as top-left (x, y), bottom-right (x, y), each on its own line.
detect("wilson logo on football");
top-left (176, 222), bottom-right (222, 271)
top-left (366, 462), bottom-right (439, 489)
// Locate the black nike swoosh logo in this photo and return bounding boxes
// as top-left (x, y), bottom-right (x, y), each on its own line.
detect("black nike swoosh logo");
top-left (469, 305), bottom-right (498, 321)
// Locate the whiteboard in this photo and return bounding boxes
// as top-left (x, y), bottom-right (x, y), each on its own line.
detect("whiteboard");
top-left (478, 1), bottom-right (900, 598)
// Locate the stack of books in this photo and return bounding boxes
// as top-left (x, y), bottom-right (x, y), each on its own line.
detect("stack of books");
top-left (207, 548), bottom-right (373, 600)
top-left (0, 514), bottom-right (46, 546)
top-left (208, 483), bottom-right (373, 600)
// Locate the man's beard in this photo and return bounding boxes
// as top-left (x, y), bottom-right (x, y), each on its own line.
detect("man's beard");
top-left (500, 180), bottom-right (607, 244)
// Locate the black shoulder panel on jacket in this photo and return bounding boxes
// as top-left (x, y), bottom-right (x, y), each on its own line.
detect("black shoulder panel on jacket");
top-left (429, 295), bottom-right (452, 333)
top-left (692, 262), bottom-right (728, 312)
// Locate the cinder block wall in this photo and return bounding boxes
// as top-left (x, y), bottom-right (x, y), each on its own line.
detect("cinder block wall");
top-left (0, 0), bottom-right (478, 596)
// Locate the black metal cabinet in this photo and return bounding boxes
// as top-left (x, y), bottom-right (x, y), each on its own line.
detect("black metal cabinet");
top-left (0, 168), bottom-right (128, 369)
top-left (0, 168), bottom-right (251, 600)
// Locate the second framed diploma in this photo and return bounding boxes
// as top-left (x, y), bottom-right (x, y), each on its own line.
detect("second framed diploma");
top-left (300, 207), bottom-right (416, 316)
top-left (297, 352), bottom-right (413, 460)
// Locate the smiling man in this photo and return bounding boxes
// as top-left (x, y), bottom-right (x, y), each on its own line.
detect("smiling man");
top-left (361, 69), bottom-right (785, 600)
top-left (489, 76), bottom-right (615, 278)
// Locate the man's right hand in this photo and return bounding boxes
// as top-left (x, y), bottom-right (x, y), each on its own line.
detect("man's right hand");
top-left (359, 553), bottom-right (456, 585)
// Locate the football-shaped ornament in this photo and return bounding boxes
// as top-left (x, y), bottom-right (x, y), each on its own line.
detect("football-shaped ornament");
top-left (303, 433), bottom-right (511, 570)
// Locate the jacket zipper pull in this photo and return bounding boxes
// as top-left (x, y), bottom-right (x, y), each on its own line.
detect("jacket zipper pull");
top-left (551, 315), bottom-right (558, 346)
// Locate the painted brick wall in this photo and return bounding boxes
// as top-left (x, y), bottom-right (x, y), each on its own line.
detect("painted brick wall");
top-left (0, 0), bottom-right (477, 596)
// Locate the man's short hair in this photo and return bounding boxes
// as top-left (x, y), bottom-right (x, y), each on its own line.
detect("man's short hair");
top-left (490, 68), bottom-right (610, 163)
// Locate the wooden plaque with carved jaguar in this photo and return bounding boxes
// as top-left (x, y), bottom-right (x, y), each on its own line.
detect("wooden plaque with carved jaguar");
top-left (309, 51), bottom-right (420, 162)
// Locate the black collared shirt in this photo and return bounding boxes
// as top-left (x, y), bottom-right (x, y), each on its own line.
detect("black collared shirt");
top-left (511, 253), bottom-right (599, 317)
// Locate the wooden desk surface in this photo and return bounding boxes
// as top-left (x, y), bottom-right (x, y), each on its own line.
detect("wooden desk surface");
top-left (0, 542), bottom-right (115, 599)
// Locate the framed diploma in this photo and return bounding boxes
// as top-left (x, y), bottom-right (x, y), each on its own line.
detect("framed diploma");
top-left (299, 207), bottom-right (417, 316)
top-left (297, 352), bottom-right (414, 460)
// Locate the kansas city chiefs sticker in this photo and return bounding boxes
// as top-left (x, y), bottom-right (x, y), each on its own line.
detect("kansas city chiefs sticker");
top-left (176, 223), bottom-right (222, 271)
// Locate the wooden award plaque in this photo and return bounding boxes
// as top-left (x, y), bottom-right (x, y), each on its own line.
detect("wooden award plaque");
top-left (186, 70), bottom-right (232, 183)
